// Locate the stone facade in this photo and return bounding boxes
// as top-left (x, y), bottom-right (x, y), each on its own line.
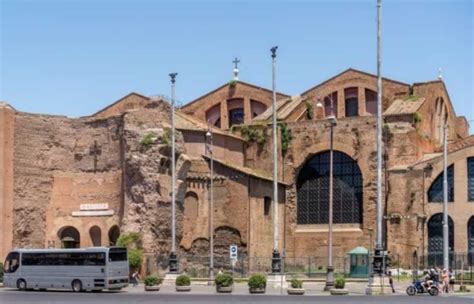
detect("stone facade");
top-left (1, 68), bottom-right (472, 271)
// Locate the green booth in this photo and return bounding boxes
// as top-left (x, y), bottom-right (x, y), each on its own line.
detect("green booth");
top-left (349, 246), bottom-right (369, 278)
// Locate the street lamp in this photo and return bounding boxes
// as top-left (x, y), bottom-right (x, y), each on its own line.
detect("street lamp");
top-left (316, 96), bottom-right (337, 291)
top-left (206, 121), bottom-right (215, 285)
top-left (168, 72), bottom-right (178, 273)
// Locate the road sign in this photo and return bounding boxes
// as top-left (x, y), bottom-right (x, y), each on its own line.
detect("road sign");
top-left (230, 245), bottom-right (238, 260)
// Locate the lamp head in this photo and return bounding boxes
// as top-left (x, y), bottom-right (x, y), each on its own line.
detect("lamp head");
top-left (316, 98), bottom-right (323, 108)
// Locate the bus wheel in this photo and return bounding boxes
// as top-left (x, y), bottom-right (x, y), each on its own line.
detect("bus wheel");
top-left (71, 280), bottom-right (82, 292)
top-left (17, 279), bottom-right (27, 291)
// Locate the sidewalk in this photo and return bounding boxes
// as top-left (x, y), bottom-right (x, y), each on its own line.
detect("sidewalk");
top-left (125, 281), bottom-right (413, 296)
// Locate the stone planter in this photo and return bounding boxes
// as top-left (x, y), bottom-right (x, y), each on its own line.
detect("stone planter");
top-left (330, 288), bottom-right (349, 295)
top-left (176, 285), bottom-right (191, 292)
top-left (287, 287), bottom-right (305, 295)
top-left (144, 285), bottom-right (161, 291)
top-left (249, 287), bottom-right (266, 294)
top-left (216, 285), bottom-right (233, 293)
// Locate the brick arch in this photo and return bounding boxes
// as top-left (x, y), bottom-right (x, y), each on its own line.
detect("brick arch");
top-left (57, 226), bottom-right (80, 248)
top-left (89, 225), bottom-right (102, 247)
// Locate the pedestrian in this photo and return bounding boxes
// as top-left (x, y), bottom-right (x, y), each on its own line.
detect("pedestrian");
top-left (449, 268), bottom-right (455, 293)
top-left (131, 270), bottom-right (140, 287)
top-left (441, 268), bottom-right (449, 293)
top-left (388, 271), bottom-right (395, 293)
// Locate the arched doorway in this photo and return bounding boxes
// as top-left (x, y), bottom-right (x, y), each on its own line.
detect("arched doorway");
top-left (89, 226), bottom-right (102, 247)
top-left (468, 217), bottom-right (474, 266)
top-left (296, 151), bottom-right (363, 225)
top-left (58, 226), bottom-right (80, 248)
top-left (184, 192), bottom-right (199, 218)
top-left (427, 213), bottom-right (454, 266)
top-left (108, 225), bottom-right (120, 246)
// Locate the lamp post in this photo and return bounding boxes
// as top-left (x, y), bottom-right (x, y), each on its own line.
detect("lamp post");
top-left (270, 46), bottom-right (281, 274)
top-left (168, 72), bottom-right (178, 273)
top-left (206, 121), bottom-right (215, 285)
top-left (442, 121), bottom-right (449, 270)
top-left (316, 96), bottom-right (337, 291)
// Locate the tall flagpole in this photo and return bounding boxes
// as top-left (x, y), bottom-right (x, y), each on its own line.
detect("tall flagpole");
top-left (442, 122), bottom-right (449, 270)
top-left (169, 72), bottom-right (178, 273)
top-left (270, 46), bottom-right (281, 274)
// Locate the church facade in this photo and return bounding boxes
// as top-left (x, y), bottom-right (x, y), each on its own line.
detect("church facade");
top-left (0, 68), bottom-right (472, 271)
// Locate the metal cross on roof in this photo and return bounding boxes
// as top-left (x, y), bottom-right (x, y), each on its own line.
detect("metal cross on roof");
top-left (233, 57), bottom-right (240, 69)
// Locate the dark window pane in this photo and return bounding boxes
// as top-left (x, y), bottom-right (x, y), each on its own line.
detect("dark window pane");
top-left (345, 88), bottom-right (358, 117)
top-left (229, 108), bottom-right (244, 126)
top-left (365, 89), bottom-right (377, 115)
top-left (468, 158), bottom-right (474, 202)
top-left (428, 165), bottom-right (454, 202)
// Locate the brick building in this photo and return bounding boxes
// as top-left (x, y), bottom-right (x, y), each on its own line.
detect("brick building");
top-left (0, 68), bottom-right (472, 270)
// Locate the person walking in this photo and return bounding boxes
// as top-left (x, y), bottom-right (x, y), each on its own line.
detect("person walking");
top-left (441, 268), bottom-right (449, 293)
top-left (449, 268), bottom-right (455, 292)
top-left (388, 271), bottom-right (395, 293)
top-left (131, 270), bottom-right (140, 287)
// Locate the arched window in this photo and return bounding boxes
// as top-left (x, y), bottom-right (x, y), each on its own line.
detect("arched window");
top-left (108, 225), bottom-right (120, 246)
top-left (344, 87), bottom-right (358, 117)
top-left (297, 151), bottom-right (363, 225)
top-left (58, 226), bottom-right (80, 248)
top-left (264, 196), bottom-right (271, 216)
top-left (468, 157), bottom-right (474, 202)
top-left (228, 99), bottom-right (244, 127)
top-left (184, 191), bottom-right (199, 218)
top-left (365, 89), bottom-right (377, 115)
top-left (468, 217), bottom-right (474, 265)
top-left (427, 213), bottom-right (454, 266)
top-left (324, 92), bottom-right (338, 117)
top-left (205, 104), bottom-right (221, 128)
top-left (89, 226), bottom-right (102, 247)
top-left (428, 165), bottom-right (454, 202)
top-left (251, 100), bottom-right (267, 118)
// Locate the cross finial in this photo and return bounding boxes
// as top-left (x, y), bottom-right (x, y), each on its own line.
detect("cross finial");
top-left (233, 57), bottom-right (240, 69)
top-left (169, 73), bottom-right (178, 84)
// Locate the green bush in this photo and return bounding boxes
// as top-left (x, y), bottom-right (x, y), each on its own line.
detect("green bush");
top-left (335, 276), bottom-right (345, 289)
top-left (176, 274), bottom-right (191, 286)
top-left (215, 273), bottom-right (233, 287)
top-left (229, 80), bottom-right (237, 87)
top-left (248, 273), bottom-right (266, 289)
top-left (290, 278), bottom-right (303, 289)
top-left (140, 132), bottom-right (157, 149)
top-left (128, 249), bottom-right (143, 270)
top-left (0, 262), bottom-right (3, 283)
top-left (117, 232), bottom-right (142, 249)
top-left (144, 275), bottom-right (162, 286)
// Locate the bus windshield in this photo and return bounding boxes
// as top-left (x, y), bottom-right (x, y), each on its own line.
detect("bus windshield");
top-left (4, 252), bottom-right (20, 273)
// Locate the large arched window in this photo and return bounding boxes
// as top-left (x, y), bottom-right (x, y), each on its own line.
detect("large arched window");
top-left (427, 213), bottom-right (454, 266)
top-left (365, 89), bottom-right (377, 115)
top-left (228, 99), bottom-right (244, 127)
top-left (184, 191), bottom-right (199, 218)
top-left (108, 225), bottom-right (120, 246)
top-left (468, 217), bottom-right (474, 265)
top-left (205, 104), bottom-right (221, 128)
top-left (468, 157), bottom-right (474, 202)
top-left (428, 165), bottom-right (454, 202)
top-left (324, 92), bottom-right (338, 117)
top-left (297, 151), bottom-right (363, 225)
top-left (89, 226), bottom-right (102, 247)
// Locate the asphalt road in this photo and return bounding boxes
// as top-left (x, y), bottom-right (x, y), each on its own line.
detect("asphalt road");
top-left (0, 290), bottom-right (473, 304)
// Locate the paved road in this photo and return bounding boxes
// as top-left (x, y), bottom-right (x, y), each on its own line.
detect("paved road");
top-left (1, 289), bottom-right (473, 304)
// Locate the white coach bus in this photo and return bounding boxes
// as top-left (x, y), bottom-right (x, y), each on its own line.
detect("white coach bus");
top-left (3, 247), bottom-right (129, 292)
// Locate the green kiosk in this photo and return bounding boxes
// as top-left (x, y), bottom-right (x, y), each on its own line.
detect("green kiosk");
top-left (349, 246), bottom-right (369, 278)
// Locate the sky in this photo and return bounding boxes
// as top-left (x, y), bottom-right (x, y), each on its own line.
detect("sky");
top-left (1, 0), bottom-right (473, 132)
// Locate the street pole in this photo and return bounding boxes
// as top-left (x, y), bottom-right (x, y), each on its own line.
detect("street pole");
top-left (270, 46), bottom-right (281, 274)
top-left (206, 122), bottom-right (215, 285)
top-left (375, 0), bottom-right (384, 261)
top-left (169, 72), bottom-right (178, 273)
top-left (442, 122), bottom-right (449, 270)
top-left (324, 97), bottom-right (336, 290)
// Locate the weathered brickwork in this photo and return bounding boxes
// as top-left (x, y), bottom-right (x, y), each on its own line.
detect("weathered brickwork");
top-left (1, 68), bottom-right (472, 271)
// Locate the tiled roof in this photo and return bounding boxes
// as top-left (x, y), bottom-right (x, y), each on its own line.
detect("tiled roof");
top-left (202, 155), bottom-right (290, 186)
top-left (253, 95), bottom-right (305, 121)
top-left (441, 135), bottom-right (474, 153)
top-left (384, 97), bottom-right (426, 116)
top-left (175, 110), bottom-right (243, 140)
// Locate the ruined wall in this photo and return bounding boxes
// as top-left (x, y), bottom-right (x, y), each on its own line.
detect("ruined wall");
top-left (0, 104), bottom-right (15, 260)
top-left (13, 112), bottom-right (123, 249)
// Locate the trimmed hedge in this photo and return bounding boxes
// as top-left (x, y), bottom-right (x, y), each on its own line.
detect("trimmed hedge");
top-left (176, 274), bottom-right (191, 286)
top-left (144, 275), bottom-right (162, 286)
top-left (215, 273), bottom-right (233, 287)
top-left (248, 273), bottom-right (266, 289)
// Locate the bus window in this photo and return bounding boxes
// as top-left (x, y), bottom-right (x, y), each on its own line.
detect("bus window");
top-left (4, 252), bottom-right (20, 273)
top-left (109, 249), bottom-right (127, 262)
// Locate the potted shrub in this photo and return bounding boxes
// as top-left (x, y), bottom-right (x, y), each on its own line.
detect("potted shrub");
top-left (144, 275), bottom-right (162, 291)
top-left (175, 274), bottom-right (191, 292)
top-left (287, 278), bottom-right (305, 295)
top-left (215, 273), bottom-right (233, 293)
top-left (248, 273), bottom-right (266, 294)
top-left (330, 276), bottom-right (349, 295)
